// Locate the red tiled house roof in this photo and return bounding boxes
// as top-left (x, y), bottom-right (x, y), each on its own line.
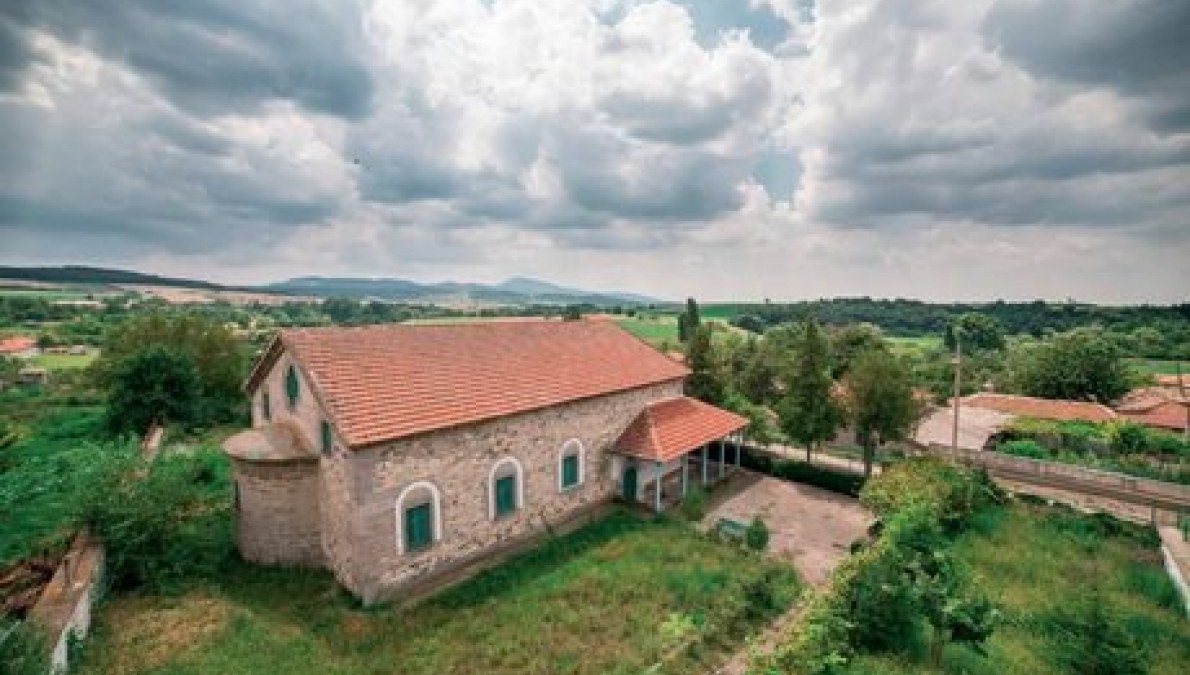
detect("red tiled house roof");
top-left (247, 320), bottom-right (690, 448)
top-left (616, 397), bottom-right (747, 463)
top-left (962, 393), bottom-right (1117, 423)
top-left (0, 336), bottom-right (36, 354)
top-left (1119, 401), bottom-right (1189, 432)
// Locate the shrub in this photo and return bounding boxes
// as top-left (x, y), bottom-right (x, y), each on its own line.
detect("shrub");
top-left (1050, 591), bottom-right (1148, 675)
top-left (745, 517), bottom-right (770, 552)
top-left (859, 457), bottom-right (1003, 530)
top-left (0, 619), bottom-right (49, 675)
top-left (1106, 420), bottom-right (1148, 455)
top-left (83, 446), bottom-right (233, 591)
top-left (680, 486), bottom-right (708, 522)
top-left (771, 459), bottom-right (866, 497)
top-left (999, 439), bottom-right (1047, 459)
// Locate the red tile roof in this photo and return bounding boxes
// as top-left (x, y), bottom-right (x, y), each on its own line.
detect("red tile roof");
top-left (1119, 401), bottom-right (1189, 432)
top-left (615, 396), bottom-right (747, 463)
top-left (962, 393), bottom-right (1118, 423)
top-left (253, 320), bottom-right (689, 448)
top-left (1155, 374), bottom-right (1190, 390)
top-left (0, 336), bottom-right (35, 354)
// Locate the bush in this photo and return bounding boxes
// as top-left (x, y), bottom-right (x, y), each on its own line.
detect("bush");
top-left (1050, 591), bottom-right (1148, 675)
top-left (83, 447), bottom-right (233, 591)
top-left (680, 487), bottom-right (708, 522)
top-left (999, 439), bottom-right (1047, 459)
top-left (859, 457), bottom-right (1003, 530)
top-left (745, 517), bottom-right (769, 552)
top-left (771, 459), bottom-right (866, 497)
top-left (1106, 420), bottom-right (1148, 455)
top-left (0, 619), bottom-right (49, 675)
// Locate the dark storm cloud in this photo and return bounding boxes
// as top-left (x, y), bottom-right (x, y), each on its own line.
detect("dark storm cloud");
top-left (984, 0), bottom-right (1190, 131)
top-left (0, 0), bottom-right (373, 119)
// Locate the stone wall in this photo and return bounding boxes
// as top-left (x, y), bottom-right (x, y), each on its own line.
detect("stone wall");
top-left (28, 531), bottom-right (104, 675)
top-left (231, 458), bottom-right (324, 566)
top-left (343, 379), bottom-right (684, 603)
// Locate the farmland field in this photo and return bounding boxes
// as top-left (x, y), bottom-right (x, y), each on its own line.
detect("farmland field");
top-left (886, 335), bottom-right (943, 354)
top-left (618, 315), bottom-right (680, 346)
top-left (30, 353), bottom-right (98, 370)
top-left (77, 511), bottom-right (800, 675)
top-left (1128, 358), bottom-right (1186, 376)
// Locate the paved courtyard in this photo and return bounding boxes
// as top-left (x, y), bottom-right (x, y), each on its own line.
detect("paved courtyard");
top-left (704, 472), bottom-right (872, 585)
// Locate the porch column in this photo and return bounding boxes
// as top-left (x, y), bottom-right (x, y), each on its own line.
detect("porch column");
top-left (735, 432), bottom-right (743, 469)
top-left (701, 445), bottom-right (708, 484)
top-left (718, 441), bottom-right (725, 480)
top-left (681, 454), bottom-right (688, 496)
top-left (654, 462), bottom-right (663, 513)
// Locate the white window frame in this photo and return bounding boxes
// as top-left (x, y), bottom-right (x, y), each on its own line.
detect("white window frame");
top-left (557, 438), bottom-right (585, 492)
top-left (394, 480), bottom-right (443, 555)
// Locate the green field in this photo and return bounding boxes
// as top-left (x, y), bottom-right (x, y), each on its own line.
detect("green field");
top-left (1128, 358), bottom-right (1186, 376)
top-left (886, 335), bottom-right (943, 355)
top-left (30, 353), bottom-right (97, 370)
top-left (618, 316), bottom-right (680, 346)
top-left (843, 504), bottom-right (1190, 675)
top-left (77, 512), bottom-right (799, 675)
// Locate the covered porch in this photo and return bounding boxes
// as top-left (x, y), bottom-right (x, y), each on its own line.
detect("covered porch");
top-left (613, 396), bottom-right (749, 513)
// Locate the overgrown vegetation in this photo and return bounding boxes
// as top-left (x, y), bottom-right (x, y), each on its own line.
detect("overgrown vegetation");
top-left (996, 417), bottom-right (1190, 484)
top-left (759, 458), bottom-right (1005, 674)
top-left (77, 512), bottom-right (800, 675)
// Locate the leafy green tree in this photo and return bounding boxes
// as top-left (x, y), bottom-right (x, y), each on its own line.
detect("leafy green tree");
top-left (1008, 327), bottom-right (1132, 403)
top-left (828, 323), bottom-right (887, 378)
top-left (779, 319), bottom-right (842, 462)
top-left (678, 297), bottom-right (702, 343)
top-left (106, 346), bottom-right (202, 434)
top-left (722, 391), bottom-right (781, 446)
top-left (908, 551), bottom-right (999, 666)
top-left (845, 349), bottom-right (919, 476)
top-left (686, 325), bottom-right (724, 404)
top-left (93, 312), bottom-right (246, 425)
top-left (1056, 589), bottom-right (1147, 675)
top-left (944, 313), bottom-right (1006, 352)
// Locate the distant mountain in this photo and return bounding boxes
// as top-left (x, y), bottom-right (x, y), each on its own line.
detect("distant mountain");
top-left (265, 275), bottom-right (660, 306)
top-left (0, 265), bottom-right (228, 290)
top-left (0, 265), bottom-right (662, 306)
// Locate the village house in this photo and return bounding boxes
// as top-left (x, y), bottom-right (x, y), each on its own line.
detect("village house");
top-left (0, 336), bottom-right (39, 359)
top-left (222, 320), bottom-right (747, 604)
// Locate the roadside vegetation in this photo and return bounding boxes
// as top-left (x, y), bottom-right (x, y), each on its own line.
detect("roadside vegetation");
top-left (77, 511), bottom-right (799, 675)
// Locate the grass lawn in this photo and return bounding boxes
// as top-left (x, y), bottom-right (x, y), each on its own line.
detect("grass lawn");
top-left (1129, 358), bottom-right (1186, 376)
top-left (843, 503), bottom-right (1190, 675)
top-left (30, 352), bottom-right (97, 370)
top-left (77, 511), bottom-right (800, 675)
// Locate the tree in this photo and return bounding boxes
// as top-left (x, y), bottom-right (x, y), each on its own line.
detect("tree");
top-left (678, 297), bottom-right (702, 343)
top-left (828, 323), bottom-right (887, 378)
top-left (93, 312), bottom-right (246, 426)
top-left (1008, 327), bottom-right (1132, 403)
top-left (943, 313), bottom-right (1006, 352)
top-left (686, 325), bottom-right (724, 404)
top-left (562, 305), bottom-right (583, 321)
top-left (845, 349), bottom-right (918, 476)
top-left (106, 346), bottom-right (202, 434)
top-left (779, 319), bottom-right (842, 462)
top-left (909, 551), bottom-right (999, 666)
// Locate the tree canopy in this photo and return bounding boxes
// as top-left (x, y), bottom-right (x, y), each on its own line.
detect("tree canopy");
top-left (845, 349), bottom-right (919, 476)
top-left (778, 319), bottom-right (841, 460)
top-left (944, 312), bottom-right (1006, 352)
top-left (106, 345), bottom-right (202, 434)
top-left (1007, 327), bottom-right (1133, 404)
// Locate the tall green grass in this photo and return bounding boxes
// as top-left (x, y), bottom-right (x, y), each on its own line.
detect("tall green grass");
top-left (77, 512), bottom-right (800, 675)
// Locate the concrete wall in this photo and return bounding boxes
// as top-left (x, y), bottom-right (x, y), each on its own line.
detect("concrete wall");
top-left (342, 379), bottom-right (684, 603)
top-left (28, 531), bottom-right (104, 675)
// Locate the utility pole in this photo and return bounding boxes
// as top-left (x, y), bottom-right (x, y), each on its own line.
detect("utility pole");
top-left (951, 330), bottom-right (962, 454)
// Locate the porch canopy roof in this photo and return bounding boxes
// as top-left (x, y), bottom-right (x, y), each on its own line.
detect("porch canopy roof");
top-left (614, 396), bottom-right (747, 463)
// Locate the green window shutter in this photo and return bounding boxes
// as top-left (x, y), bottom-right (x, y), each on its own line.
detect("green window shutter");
top-left (562, 454), bottom-right (579, 488)
top-left (285, 365), bottom-right (300, 409)
top-left (320, 421), bottom-right (333, 456)
top-left (405, 503), bottom-right (432, 551)
top-left (495, 475), bottom-right (517, 517)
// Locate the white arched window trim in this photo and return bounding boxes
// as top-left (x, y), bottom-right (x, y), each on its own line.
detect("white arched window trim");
top-left (488, 456), bottom-right (525, 520)
top-left (557, 438), bottom-right (585, 491)
top-left (394, 480), bottom-right (443, 555)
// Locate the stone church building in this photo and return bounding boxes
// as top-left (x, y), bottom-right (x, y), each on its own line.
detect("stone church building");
top-left (222, 320), bottom-right (747, 604)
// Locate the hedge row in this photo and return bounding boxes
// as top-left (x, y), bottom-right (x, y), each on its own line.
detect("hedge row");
top-left (739, 447), bottom-right (866, 497)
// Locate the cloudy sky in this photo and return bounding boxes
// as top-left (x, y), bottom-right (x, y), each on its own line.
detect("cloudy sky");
top-left (1, 0), bottom-right (1188, 302)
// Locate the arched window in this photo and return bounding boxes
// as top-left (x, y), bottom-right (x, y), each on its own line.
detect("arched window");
top-left (558, 438), bottom-right (584, 491)
top-left (320, 420), bottom-right (333, 456)
top-left (395, 481), bottom-right (443, 555)
top-left (285, 364), bottom-right (300, 410)
top-left (488, 456), bottom-right (524, 520)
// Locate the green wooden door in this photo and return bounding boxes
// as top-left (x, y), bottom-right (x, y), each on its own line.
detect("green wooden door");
top-left (622, 465), bottom-right (637, 502)
top-left (495, 475), bottom-right (517, 516)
